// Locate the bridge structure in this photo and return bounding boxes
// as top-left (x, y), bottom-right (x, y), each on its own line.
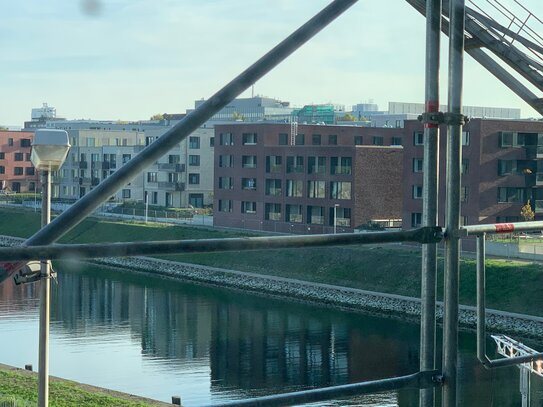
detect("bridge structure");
top-left (0, 1), bottom-right (542, 407)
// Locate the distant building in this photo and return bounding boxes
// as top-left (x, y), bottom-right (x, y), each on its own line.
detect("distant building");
top-left (31, 103), bottom-right (56, 120)
top-left (0, 131), bottom-right (38, 193)
top-left (213, 123), bottom-right (403, 233)
top-left (388, 101), bottom-right (521, 120)
top-left (402, 118), bottom-right (543, 231)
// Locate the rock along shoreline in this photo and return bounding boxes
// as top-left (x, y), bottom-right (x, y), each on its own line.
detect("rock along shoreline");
top-left (2, 235), bottom-right (543, 341)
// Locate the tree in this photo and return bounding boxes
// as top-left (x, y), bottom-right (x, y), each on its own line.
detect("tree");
top-left (232, 111), bottom-right (245, 121)
top-left (520, 200), bottom-right (535, 221)
top-left (339, 113), bottom-right (356, 122)
top-left (150, 113), bottom-right (164, 121)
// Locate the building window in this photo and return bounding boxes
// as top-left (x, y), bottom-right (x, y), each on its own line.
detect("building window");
top-left (242, 133), bottom-right (257, 145)
top-left (497, 187), bottom-right (527, 203)
top-left (122, 154), bottom-right (131, 164)
top-left (241, 201), bottom-right (257, 214)
top-left (414, 132), bottom-right (424, 145)
top-left (189, 155), bottom-right (200, 166)
top-left (413, 158), bottom-right (424, 172)
top-left (286, 156), bottom-right (304, 173)
top-left (29, 182), bottom-right (35, 192)
top-left (0, 166), bottom-right (4, 174)
top-left (86, 137), bottom-right (96, 147)
top-left (265, 203), bottom-right (281, 221)
top-left (152, 192), bottom-right (158, 204)
top-left (219, 155), bottom-right (233, 168)
top-left (25, 167), bottom-right (35, 176)
top-left (308, 180), bottom-right (326, 198)
top-left (462, 131), bottom-right (470, 146)
top-left (165, 192), bottom-right (173, 207)
top-left (210, 137), bottom-right (215, 147)
top-left (20, 139), bottom-right (31, 147)
top-left (295, 134), bottom-right (305, 146)
top-left (286, 180), bottom-right (303, 197)
top-left (373, 136), bottom-right (384, 145)
top-left (0, 152), bottom-right (4, 159)
top-left (122, 189), bottom-right (131, 199)
top-left (168, 154), bottom-right (180, 164)
top-left (308, 156), bottom-right (326, 174)
top-left (331, 157), bottom-right (352, 175)
top-left (11, 182), bottom-right (20, 193)
top-left (14, 167), bottom-right (23, 175)
top-left (328, 134), bottom-right (337, 145)
top-left (189, 136), bottom-right (200, 149)
top-left (354, 136), bottom-right (363, 145)
top-left (147, 172), bottom-right (158, 183)
top-left (278, 133), bottom-right (289, 145)
top-left (188, 173), bottom-right (200, 184)
top-left (461, 159), bottom-right (469, 175)
top-left (330, 206), bottom-right (351, 227)
top-left (499, 131), bottom-right (525, 147)
top-left (189, 193), bottom-right (204, 208)
top-left (411, 213), bottom-right (422, 227)
top-left (8, 138), bottom-right (13, 146)
top-left (220, 133), bottom-right (233, 146)
top-left (461, 186), bottom-right (469, 202)
top-left (312, 134), bottom-right (321, 145)
top-left (391, 136), bottom-right (402, 146)
top-left (266, 156), bottom-right (282, 173)
top-left (412, 185), bottom-right (423, 199)
top-left (241, 155), bottom-right (257, 168)
top-left (242, 177), bottom-right (257, 190)
top-left (218, 200), bottom-right (232, 212)
top-left (265, 179), bottom-right (281, 196)
top-left (330, 181), bottom-right (351, 199)
top-left (286, 204), bottom-right (303, 223)
top-left (219, 177), bottom-right (233, 190)
top-left (14, 153), bottom-right (23, 161)
top-left (307, 206), bottom-right (324, 224)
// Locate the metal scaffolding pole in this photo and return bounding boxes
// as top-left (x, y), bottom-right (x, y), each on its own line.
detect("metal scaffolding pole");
top-left (442, 0), bottom-right (466, 405)
top-left (420, 0), bottom-right (441, 406)
top-left (6, 0), bottom-right (358, 265)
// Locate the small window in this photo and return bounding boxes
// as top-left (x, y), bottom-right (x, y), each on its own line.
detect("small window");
top-left (20, 139), bottom-right (31, 147)
top-left (241, 155), bottom-right (257, 169)
top-left (122, 154), bottom-right (131, 164)
top-left (312, 134), bottom-right (321, 145)
top-left (265, 179), bottom-right (281, 196)
top-left (122, 189), bottom-right (131, 199)
top-left (328, 134), bottom-right (337, 145)
top-left (219, 155), bottom-right (233, 168)
top-left (189, 155), bottom-right (200, 166)
top-left (266, 156), bottom-right (282, 173)
top-left (462, 131), bottom-right (470, 146)
top-left (0, 152), bottom-right (4, 159)
top-left (0, 166), bottom-right (5, 174)
top-left (265, 203), bottom-right (281, 221)
top-left (25, 167), bottom-right (35, 176)
top-left (308, 181), bottom-right (326, 198)
top-left (391, 137), bottom-right (402, 146)
top-left (147, 172), bottom-right (158, 182)
top-left (373, 136), bottom-right (384, 146)
top-left (414, 132), bottom-right (424, 146)
top-left (241, 201), bottom-right (257, 214)
top-left (278, 133), bottom-right (289, 145)
top-left (14, 167), bottom-right (23, 175)
top-left (218, 177), bottom-right (233, 189)
top-left (14, 153), bottom-right (23, 161)
top-left (295, 134), bottom-right (305, 146)
top-left (413, 158), bottom-right (424, 173)
top-left (25, 153), bottom-right (31, 161)
top-left (461, 186), bottom-right (469, 202)
top-left (461, 159), bottom-right (469, 175)
top-left (218, 199), bottom-right (232, 212)
top-left (209, 137), bottom-right (215, 147)
top-left (354, 136), bottom-right (363, 145)
top-left (411, 213), bottom-right (422, 227)
top-left (188, 173), bottom-right (200, 184)
top-left (242, 133), bottom-right (257, 145)
top-left (241, 178), bottom-right (257, 190)
top-left (189, 136), bottom-right (200, 149)
top-left (8, 138), bottom-right (13, 146)
top-left (220, 133), bottom-right (233, 146)
top-left (412, 185), bottom-right (423, 199)
top-left (330, 181), bottom-right (351, 199)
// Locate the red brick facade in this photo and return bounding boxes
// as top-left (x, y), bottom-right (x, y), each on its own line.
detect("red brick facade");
top-left (0, 131), bottom-right (38, 193)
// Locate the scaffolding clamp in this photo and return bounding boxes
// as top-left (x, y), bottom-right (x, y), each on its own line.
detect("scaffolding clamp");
top-left (443, 112), bottom-right (469, 126)
top-left (417, 111), bottom-right (444, 126)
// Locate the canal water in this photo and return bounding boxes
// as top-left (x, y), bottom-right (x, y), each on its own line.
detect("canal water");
top-left (1, 262), bottom-right (542, 406)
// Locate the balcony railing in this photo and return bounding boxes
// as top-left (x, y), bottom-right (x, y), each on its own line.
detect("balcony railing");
top-left (158, 163), bottom-right (185, 172)
top-left (158, 181), bottom-right (185, 191)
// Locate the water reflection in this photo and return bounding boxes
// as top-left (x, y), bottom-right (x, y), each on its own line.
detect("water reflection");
top-left (0, 262), bottom-right (542, 406)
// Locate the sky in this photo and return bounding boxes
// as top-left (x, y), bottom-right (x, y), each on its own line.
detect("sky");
top-left (1, 0), bottom-right (542, 128)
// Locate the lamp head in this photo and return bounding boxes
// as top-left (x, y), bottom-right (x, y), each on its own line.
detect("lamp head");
top-left (31, 129), bottom-right (71, 171)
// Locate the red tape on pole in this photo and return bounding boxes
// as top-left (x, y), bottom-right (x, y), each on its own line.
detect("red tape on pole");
top-left (495, 223), bottom-right (515, 233)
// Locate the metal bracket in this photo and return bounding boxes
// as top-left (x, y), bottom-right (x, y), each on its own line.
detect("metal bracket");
top-left (432, 374), bottom-right (444, 384)
top-left (418, 111), bottom-right (444, 126)
top-left (443, 112), bottom-right (469, 126)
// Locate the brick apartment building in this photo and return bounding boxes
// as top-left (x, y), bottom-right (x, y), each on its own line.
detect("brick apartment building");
top-left (403, 118), bottom-right (543, 229)
top-left (0, 131), bottom-right (38, 193)
top-left (213, 123), bottom-right (403, 233)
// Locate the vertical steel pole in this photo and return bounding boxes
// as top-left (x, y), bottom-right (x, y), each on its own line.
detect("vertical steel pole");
top-left (443, 0), bottom-right (465, 405)
top-left (38, 170), bottom-right (51, 407)
top-left (476, 234), bottom-right (487, 364)
top-left (420, 0), bottom-right (441, 406)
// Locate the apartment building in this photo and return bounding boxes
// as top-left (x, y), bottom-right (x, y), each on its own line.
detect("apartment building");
top-left (402, 118), bottom-right (543, 229)
top-left (213, 123), bottom-right (403, 233)
top-left (0, 131), bottom-right (38, 193)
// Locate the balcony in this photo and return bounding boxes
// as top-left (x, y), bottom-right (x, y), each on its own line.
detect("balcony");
top-left (158, 181), bottom-right (185, 191)
top-left (158, 163), bottom-right (185, 172)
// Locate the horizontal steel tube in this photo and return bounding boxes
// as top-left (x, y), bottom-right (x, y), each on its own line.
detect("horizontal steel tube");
top-left (482, 353), bottom-right (543, 369)
top-left (208, 370), bottom-right (440, 407)
top-left (462, 221), bottom-right (543, 236)
top-left (0, 227), bottom-right (443, 262)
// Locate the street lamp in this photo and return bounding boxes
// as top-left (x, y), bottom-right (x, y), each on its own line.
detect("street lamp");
top-left (333, 204), bottom-right (340, 234)
top-left (31, 129), bottom-right (70, 407)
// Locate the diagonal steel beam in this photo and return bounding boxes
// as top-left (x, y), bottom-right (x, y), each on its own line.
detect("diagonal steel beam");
top-left (0, 0), bottom-right (357, 280)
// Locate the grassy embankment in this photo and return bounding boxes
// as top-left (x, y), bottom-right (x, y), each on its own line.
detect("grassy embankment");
top-left (0, 366), bottom-right (164, 407)
top-left (1, 207), bottom-right (542, 317)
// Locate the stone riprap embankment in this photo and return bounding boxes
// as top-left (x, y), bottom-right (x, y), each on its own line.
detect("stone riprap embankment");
top-left (2, 235), bottom-right (543, 340)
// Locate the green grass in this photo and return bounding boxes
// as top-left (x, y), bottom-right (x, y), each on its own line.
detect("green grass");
top-left (0, 369), bottom-right (154, 407)
top-left (2, 206), bottom-right (543, 316)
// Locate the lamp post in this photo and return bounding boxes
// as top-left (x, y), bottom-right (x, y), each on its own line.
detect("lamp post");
top-left (333, 204), bottom-right (340, 234)
top-left (30, 129), bottom-right (70, 407)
